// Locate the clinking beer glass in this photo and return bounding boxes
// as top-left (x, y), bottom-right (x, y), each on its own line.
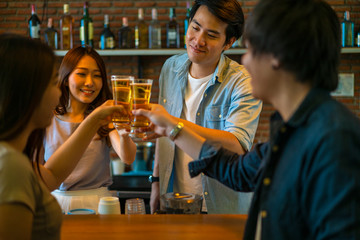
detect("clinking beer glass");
top-left (129, 79), bottom-right (153, 141)
top-left (111, 75), bottom-right (134, 130)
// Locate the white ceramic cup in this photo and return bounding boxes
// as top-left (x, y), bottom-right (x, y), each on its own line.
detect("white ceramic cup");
top-left (98, 197), bottom-right (121, 215)
top-left (125, 198), bottom-right (146, 215)
top-left (111, 159), bottom-right (125, 176)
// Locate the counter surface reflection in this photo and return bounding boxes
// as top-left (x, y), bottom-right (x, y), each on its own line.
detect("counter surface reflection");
top-left (61, 214), bottom-right (247, 240)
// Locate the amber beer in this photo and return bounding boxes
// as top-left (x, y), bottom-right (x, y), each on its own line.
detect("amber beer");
top-left (129, 79), bottom-right (153, 141)
top-left (111, 75), bottom-right (134, 129)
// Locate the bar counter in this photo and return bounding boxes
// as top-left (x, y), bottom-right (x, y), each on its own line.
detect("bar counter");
top-left (61, 214), bottom-right (247, 240)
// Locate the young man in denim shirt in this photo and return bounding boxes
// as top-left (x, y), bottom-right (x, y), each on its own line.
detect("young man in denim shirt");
top-left (149, 0), bottom-right (262, 214)
top-left (135, 0), bottom-right (360, 238)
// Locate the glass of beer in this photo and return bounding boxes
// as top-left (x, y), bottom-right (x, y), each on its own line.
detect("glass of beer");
top-left (111, 75), bottom-right (134, 130)
top-left (129, 79), bottom-right (153, 141)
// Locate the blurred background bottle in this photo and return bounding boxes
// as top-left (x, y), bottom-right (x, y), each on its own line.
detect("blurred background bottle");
top-left (166, 8), bottom-right (180, 48)
top-left (118, 17), bottom-right (133, 49)
top-left (100, 14), bottom-right (115, 49)
top-left (231, 38), bottom-right (241, 48)
top-left (135, 8), bottom-right (148, 49)
top-left (28, 4), bottom-right (41, 40)
top-left (80, 1), bottom-right (93, 47)
top-left (341, 11), bottom-right (354, 47)
top-left (356, 29), bottom-right (360, 47)
top-left (44, 18), bottom-right (58, 49)
top-left (149, 8), bottom-right (161, 49)
top-left (184, 2), bottom-right (191, 48)
top-left (60, 3), bottom-right (74, 50)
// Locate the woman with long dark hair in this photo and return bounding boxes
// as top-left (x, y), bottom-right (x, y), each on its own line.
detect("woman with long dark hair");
top-left (42, 46), bottom-right (136, 213)
top-left (0, 34), bottom-right (124, 239)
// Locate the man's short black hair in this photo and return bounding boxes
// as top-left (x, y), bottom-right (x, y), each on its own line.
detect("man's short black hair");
top-left (189, 0), bottom-right (244, 45)
top-left (244, 0), bottom-right (341, 91)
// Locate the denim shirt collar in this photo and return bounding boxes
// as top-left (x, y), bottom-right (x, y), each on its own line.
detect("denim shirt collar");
top-left (173, 53), bottom-right (227, 86)
top-left (212, 54), bottom-right (227, 84)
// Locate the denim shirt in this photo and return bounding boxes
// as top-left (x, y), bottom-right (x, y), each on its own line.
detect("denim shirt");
top-left (157, 53), bottom-right (262, 213)
top-left (189, 88), bottom-right (360, 239)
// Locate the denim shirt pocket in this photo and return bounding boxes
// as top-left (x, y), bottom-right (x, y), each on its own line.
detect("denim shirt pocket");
top-left (159, 96), bottom-right (175, 114)
top-left (204, 105), bottom-right (229, 129)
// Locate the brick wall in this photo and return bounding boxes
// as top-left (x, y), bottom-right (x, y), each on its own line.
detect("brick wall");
top-left (1, 0), bottom-right (360, 144)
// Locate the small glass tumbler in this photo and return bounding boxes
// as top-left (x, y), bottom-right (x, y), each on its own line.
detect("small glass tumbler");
top-left (125, 198), bottom-right (146, 215)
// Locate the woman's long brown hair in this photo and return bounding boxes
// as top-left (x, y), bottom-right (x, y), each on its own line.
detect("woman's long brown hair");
top-left (55, 45), bottom-right (113, 139)
top-left (0, 34), bottom-right (55, 174)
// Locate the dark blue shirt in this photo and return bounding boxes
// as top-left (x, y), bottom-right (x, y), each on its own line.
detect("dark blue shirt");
top-left (189, 88), bottom-right (360, 239)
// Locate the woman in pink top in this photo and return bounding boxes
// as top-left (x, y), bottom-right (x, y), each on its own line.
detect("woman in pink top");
top-left (43, 46), bottom-right (136, 213)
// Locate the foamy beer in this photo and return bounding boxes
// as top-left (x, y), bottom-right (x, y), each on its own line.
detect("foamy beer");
top-left (129, 79), bottom-right (153, 141)
top-left (111, 75), bottom-right (134, 130)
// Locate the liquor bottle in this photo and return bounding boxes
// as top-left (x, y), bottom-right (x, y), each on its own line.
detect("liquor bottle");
top-left (100, 15), bottom-right (115, 49)
top-left (60, 3), bottom-right (74, 50)
top-left (357, 29), bottom-right (360, 47)
top-left (149, 8), bottom-right (161, 49)
top-left (135, 8), bottom-right (148, 49)
top-left (118, 17), bottom-right (133, 49)
top-left (28, 4), bottom-right (41, 40)
top-left (80, 2), bottom-right (94, 47)
top-left (341, 11), bottom-right (354, 47)
top-left (184, 2), bottom-right (191, 48)
top-left (44, 18), bottom-right (58, 49)
top-left (166, 8), bottom-right (180, 48)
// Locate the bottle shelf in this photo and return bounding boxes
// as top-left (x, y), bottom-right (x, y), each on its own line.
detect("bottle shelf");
top-left (340, 47), bottom-right (360, 53)
top-left (54, 47), bottom-right (360, 57)
top-left (54, 49), bottom-right (186, 56)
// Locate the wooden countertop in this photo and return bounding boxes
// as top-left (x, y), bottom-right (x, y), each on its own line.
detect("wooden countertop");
top-left (61, 214), bottom-right (247, 240)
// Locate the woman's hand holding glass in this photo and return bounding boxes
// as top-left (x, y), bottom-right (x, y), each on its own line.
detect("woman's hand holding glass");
top-left (90, 100), bottom-right (128, 128)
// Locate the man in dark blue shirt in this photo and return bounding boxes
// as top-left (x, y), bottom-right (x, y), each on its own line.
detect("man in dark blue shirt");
top-left (188, 87), bottom-right (360, 239)
top-left (133, 0), bottom-right (360, 239)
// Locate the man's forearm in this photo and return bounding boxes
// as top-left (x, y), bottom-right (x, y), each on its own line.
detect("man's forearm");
top-left (172, 117), bottom-right (245, 155)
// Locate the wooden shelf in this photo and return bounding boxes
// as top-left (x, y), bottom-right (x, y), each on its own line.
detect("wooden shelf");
top-left (54, 47), bottom-right (360, 56)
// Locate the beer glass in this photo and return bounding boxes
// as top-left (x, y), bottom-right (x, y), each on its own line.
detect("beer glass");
top-left (129, 79), bottom-right (153, 141)
top-left (111, 75), bottom-right (134, 130)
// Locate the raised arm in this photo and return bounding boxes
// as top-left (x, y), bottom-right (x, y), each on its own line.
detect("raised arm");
top-left (133, 104), bottom-right (263, 191)
top-left (109, 129), bottom-right (137, 165)
top-left (40, 100), bottom-right (125, 191)
top-left (162, 116), bottom-right (245, 154)
top-left (189, 141), bottom-right (266, 192)
top-left (133, 104), bottom-right (206, 159)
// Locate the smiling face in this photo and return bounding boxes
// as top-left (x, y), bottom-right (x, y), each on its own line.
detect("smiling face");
top-left (67, 55), bottom-right (103, 108)
top-left (186, 5), bottom-right (234, 74)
